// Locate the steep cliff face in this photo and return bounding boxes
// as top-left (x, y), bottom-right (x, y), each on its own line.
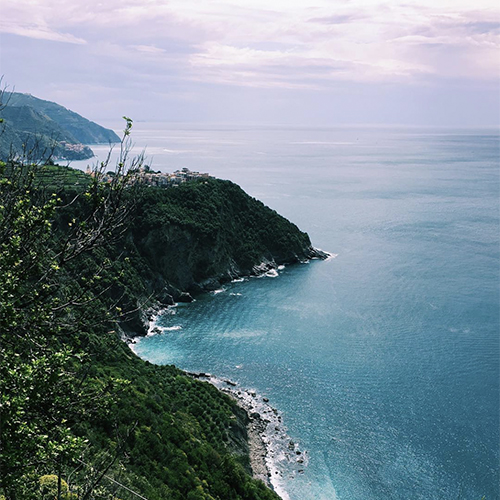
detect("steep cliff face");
top-left (53, 175), bottom-right (326, 337)
top-left (115, 178), bottom-right (326, 336)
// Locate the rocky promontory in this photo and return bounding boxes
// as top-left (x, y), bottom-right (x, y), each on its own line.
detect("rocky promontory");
top-left (113, 177), bottom-right (329, 337)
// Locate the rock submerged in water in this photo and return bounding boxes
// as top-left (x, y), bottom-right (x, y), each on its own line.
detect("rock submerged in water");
top-left (177, 292), bottom-right (194, 303)
top-left (158, 291), bottom-right (175, 306)
top-left (308, 247), bottom-right (330, 260)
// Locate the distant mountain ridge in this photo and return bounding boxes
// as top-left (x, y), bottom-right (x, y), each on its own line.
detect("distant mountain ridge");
top-left (0, 92), bottom-right (120, 161)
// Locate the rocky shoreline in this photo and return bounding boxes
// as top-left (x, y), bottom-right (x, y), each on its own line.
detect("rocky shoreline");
top-left (121, 247), bottom-right (332, 339)
top-left (188, 373), bottom-right (309, 499)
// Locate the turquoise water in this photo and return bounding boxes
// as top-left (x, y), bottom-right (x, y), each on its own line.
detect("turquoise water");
top-left (78, 125), bottom-right (499, 499)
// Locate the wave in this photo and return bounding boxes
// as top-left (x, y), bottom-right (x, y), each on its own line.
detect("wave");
top-left (264, 269), bottom-right (279, 278)
top-left (146, 324), bottom-right (183, 337)
top-left (252, 268), bottom-right (279, 278)
top-left (146, 312), bottom-right (164, 336)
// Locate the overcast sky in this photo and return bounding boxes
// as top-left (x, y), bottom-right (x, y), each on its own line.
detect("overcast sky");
top-left (1, 0), bottom-right (499, 127)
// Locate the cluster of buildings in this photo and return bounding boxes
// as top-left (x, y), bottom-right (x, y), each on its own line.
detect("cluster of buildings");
top-left (137, 167), bottom-right (211, 187)
top-left (60, 141), bottom-right (88, 153)
top-left (86, 166), bottom-right (211, 187)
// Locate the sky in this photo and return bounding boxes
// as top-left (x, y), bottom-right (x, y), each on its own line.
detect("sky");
top-left (0, 0), bottom-right (499, 127)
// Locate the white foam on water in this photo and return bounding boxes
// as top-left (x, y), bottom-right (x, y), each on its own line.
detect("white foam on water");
top-left (264, 269), bottom-right (279, 278)
top-left (146, 312), bottom-right (164, 336)
top-left (142, 306), bottom-right (181, 338)
top-left (127, 340), bottom-right (140, 354)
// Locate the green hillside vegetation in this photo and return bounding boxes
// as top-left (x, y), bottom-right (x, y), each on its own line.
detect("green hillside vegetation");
top-left (55, 175), bottom-right (316, 337)
top-left (7, 93), bottom-right (120, 144)
top-left (132, 178), bottom-right (313, 278)
top-left (0, 153), bottom-right (319, 499)
top-left (0, 92), bottom-right (119, 162)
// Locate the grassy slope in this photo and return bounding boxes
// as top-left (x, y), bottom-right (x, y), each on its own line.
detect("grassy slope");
top-left (76, 333), bottom-right (280, 500)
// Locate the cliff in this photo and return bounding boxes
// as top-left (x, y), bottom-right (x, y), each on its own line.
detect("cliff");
top-left (96, 177), bottom-right (326, 336)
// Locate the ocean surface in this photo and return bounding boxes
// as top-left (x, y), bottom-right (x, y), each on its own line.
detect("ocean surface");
top-left (73, 124), bottom-right (500, 500)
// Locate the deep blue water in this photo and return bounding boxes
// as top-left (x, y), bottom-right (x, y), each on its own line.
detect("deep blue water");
top-left (75, 125), bottom-right (499, 499)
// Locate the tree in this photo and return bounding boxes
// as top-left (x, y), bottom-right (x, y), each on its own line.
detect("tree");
top-left (0, 116), bottom-right (141, 499)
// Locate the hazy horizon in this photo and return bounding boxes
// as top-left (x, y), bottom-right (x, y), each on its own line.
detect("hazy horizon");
top-left (1, 0), bottom-right (499, 128)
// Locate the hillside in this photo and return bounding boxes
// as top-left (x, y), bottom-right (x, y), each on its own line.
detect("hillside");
top-left (0, 92), bottom-right (119, 161)
top-left (0, 162), bottom-right (325, 500)
top-left (56, 175), bottom-right (323, 336)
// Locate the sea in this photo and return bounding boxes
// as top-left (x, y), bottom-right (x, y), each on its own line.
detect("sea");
top-left (71, 123), bottom-right (500, 500)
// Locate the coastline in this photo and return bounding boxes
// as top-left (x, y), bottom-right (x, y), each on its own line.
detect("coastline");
top-left (188, 373), bottom-right (273, 486)
top-left (125, 255), bottom-right (331, 497)
top-left (189, 373), bottom-right (309, 500)
top-left (122, 248), bottom-right (334, 340)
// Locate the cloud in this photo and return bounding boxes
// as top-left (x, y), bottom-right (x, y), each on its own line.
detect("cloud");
top-left (131, 45), bottom-right (166, 55)
top-left (188, 41), bottom-right (433, 89)
top-left (182, 1), bottom-right (499, 87)
top-left (0, 20), bottom-right (86, 44)
top-left (307, 13), bottom-right (366, 25)
top-left (1, 0), bottom-right (499, 112)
